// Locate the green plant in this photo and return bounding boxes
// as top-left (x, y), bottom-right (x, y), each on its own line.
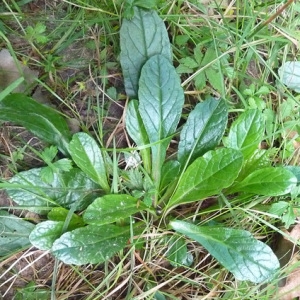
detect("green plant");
top-left (0, 6), bottom-right (298, 287)
top-left (242, 83), bottom-right (270, 110)
top-left (176, 42), bottom-right (229, 94)
top-left (0, 210), bottom-right (35, 256)
top-left (25, 22), bottom-right (49, 45)
top-left (15, 282), bottom-right (50, 300)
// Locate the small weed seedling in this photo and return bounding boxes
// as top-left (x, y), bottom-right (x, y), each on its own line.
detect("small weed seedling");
top-left (1, 6), bottom-right (299, 289)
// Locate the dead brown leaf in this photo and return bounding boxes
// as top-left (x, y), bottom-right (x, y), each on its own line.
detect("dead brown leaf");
top-left (275, 224), bottom-right (300, 300)
top-left (277, 257), bottom-right (300, 300)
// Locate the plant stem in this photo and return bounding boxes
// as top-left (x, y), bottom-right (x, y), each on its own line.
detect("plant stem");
top-left (249, 0), bottom-right (295, 38)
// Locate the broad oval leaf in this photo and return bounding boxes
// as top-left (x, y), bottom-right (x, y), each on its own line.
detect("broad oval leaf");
top-left (225, 109), bottom-right (264, 159)
top-left (48, 207), bottom-right (85, 230)
top-left (69, 132), bottom-right (109, 192)
top-left (168, 148), bottom-right (243, 209)
top-left (0, 210), bottom-right (35, 255)
top-left (139, 54), bottom-right (184, 181)
top-left (279, 61), bottom-right (300, 92)
top-left (126, 99), bottom-right (149, 147)
top-left (52, 224), bottom-right (130, 265)
top-left (170, 220), bottom-right (280, 283)
top-left (139, 54), bottom-right (184, 141)
top-left (29, 220), bottom-right (63, 251)
top-left (231, 167), bottom-right (297, 196)
top-left (125, 99), bottom-right (151, 172)
top-left (6, 166), bottom-right (100, 213)
top-left (120, 7), bottom-right (172, 98)
top-left (0, 94), bottom-right (71, 155)
top-left (178, 97), bottom-right (228, 165)
top-left (83, 194), bottom-right (146, 225)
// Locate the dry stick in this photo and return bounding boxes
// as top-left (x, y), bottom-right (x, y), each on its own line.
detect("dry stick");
top-left (249, 0), bottom-right (295, 38)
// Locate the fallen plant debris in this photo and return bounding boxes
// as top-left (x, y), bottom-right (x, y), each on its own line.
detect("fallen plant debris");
top-left (275, 223), bottom-right (300, 300)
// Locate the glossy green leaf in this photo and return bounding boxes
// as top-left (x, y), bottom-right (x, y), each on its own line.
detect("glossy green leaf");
top-left (83, 194), bottom-right (146, 225)
top-left (166, 235), bottom-right (193, 267)
top-left (231, 167), bottom-right (297, 196)
top-left (168, 148), bottom-right (243, 209)
top-left (0, 210), bottom-right (35, 256)
top-left (52, 224), bottom-right (130, 265)
top-left (178, 97), bottom-right (227, 165)
top-left (160, 160), bottom-right (181, 190)
top-left (170, 220), bottom-right (280, 283)
top-left (125, 100), bottom-right (151, 172)
top-left (29, 221), bottom-right (63, 251)
top-left (120, 7), bottom-right (172, 97)
top-left (6, 166), bottom-right (100, 213)
top-left (139, 54), bottom-right (184, 182)
top-left (48, 207), bottom-right (85, 230)
top-left (225, 109), bottom-right (264, 159)
top-left (0, 94), bottom-right (71, 155)
top-left (236, 149), bottom-right (273, 181)
top-left (69, 132), bottom-right (109, 192)
top-left (126, 100), bottom-right (149, 147)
